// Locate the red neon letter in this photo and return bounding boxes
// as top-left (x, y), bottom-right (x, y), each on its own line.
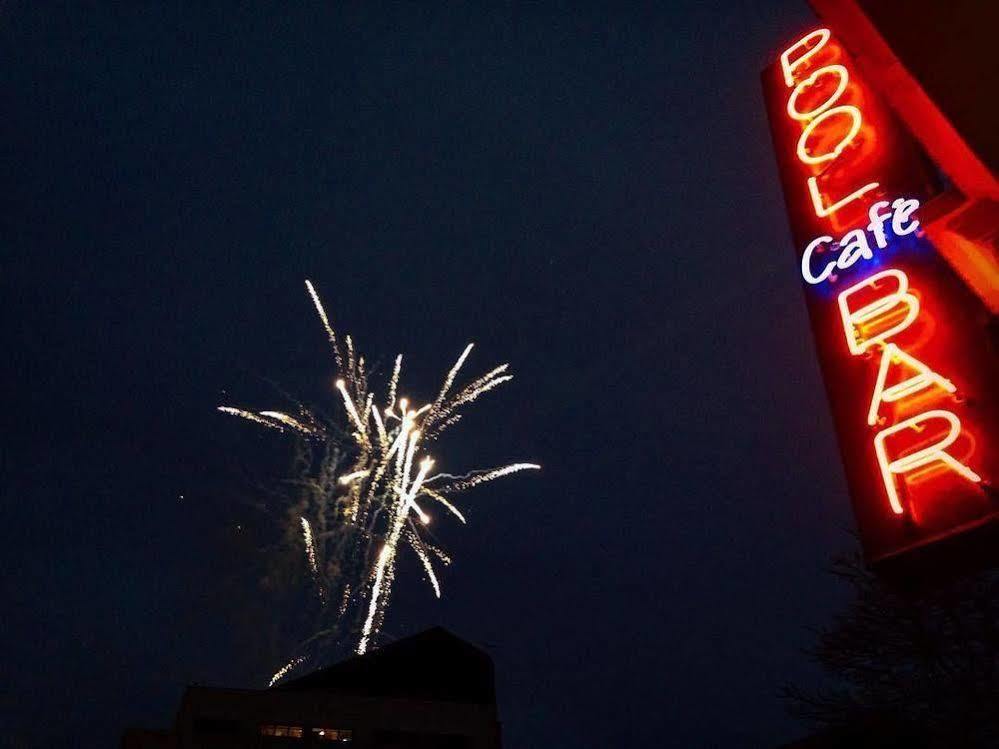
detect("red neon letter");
top-left (807, 176), bottom-right (880, 220)
top-left (838, 269), bottom-right (919, 355)
top-left (867, 344), bottom-right (956, 426)
top-left (797, 106), bottom-right (863, 165)
top-left (780, 29), bottom-right (831, 87)
top-left (874, 410), bottom-right (982, 515)
top-left (787, 64), bottom-right (849, 121)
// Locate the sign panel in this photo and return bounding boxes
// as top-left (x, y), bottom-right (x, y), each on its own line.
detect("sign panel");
top-left (762, 27), bottom-right (998, 566)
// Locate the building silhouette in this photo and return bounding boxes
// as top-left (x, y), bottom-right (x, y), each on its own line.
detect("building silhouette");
top-left (122, 628), bottom-right (501, 749)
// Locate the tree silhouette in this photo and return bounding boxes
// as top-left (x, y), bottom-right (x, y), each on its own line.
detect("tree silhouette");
top-left (784, 553), bottom-right (999, 748)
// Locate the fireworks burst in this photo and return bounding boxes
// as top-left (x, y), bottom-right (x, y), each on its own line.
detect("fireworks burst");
top-left (219, 280), bottom-right (538, 681)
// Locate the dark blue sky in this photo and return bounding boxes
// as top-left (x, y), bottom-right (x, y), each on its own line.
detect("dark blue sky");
top-left (1, 3), bottom-right (862, 747)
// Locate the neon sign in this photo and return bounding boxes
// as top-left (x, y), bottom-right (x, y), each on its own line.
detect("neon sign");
top-left (800, 198), bottom-right (920, 285)
top-left (836, 269), bottom-right (981, 513)
top-left (763, 26), bottom-right (998, 565)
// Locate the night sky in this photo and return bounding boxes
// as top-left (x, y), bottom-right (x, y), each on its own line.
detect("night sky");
top-left (1, 3), bottom-right (864, 747)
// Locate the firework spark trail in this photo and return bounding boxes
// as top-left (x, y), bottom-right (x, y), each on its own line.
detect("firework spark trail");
top-left (338, 585), bottom-right (351, 618)
top-left (217, 406), bottom-right (285, 431)
top-left (453, 374), bottom-right (513, 406)
top-left (426, 343), bottom-right (474, 427)
top-left (409, 498), bottom-right (431, 525)
top-left (358, 457), bottom-right (433, 654)
top-left (335, 379), bottom-right (368, 442)
top-left (428, 375), bottom-right (514, 439)
top-left (301, 516), bottom-right (319, 576)
top-left (425, 543), bottom-right (452, 565)
top-left (402, 431), bottom-right (420, 495)
top-left (406, 531), bottom-right (441, 598)
top-left (387, 355), bottom-right (402, 410)
top-left (422, 487), bottom-right (466, 524)
top-left (429, 463), bottom-right (541, 492)
top-left (439, 344), bottom-right (474, 401)
top-left (363, 393), bottom-right (374, 428)
top-left (260, 411), bottom-right (322, 436)
top-left (338, 469), bottom-right (370, 485)
top-left (305, 280), bottom-right (343, 372)
top-left (450, 365), bottom-right (510, 407)
top-left (300, 516), bottom-right (325, 602)
top-left (269, 656), bottom-right (305, 687)
top-left (425, 413), bottom-right (462, 441)
top-left (371, 404), bottom-right (388, 447)
top-left (460, 364), bottom-right (509, 394)
top-left (345, 336), bottom-right (357, 391)
top-left (220, 281), bottom-right (537, 664)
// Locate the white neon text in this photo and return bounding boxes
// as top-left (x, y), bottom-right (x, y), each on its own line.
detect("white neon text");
top-left (800, 198), bottom-right (921, 285)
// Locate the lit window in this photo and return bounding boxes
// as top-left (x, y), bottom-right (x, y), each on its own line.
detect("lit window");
top-left (260, 724), bottom-right (304, 738)
top-left (312, 727), bottom-right (353, 742)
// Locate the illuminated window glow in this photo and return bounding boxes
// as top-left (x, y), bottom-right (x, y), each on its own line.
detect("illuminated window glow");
top-left (312, 727), bottom-right (353, 742)
top-left (260, 724), bottom-right (304, 738)
top-left (867, 343), bottom-right (956, 426)
top-left (874, 410), bottom-right (982, 515)
top-left (837, 270), bottom-right (919, 354)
